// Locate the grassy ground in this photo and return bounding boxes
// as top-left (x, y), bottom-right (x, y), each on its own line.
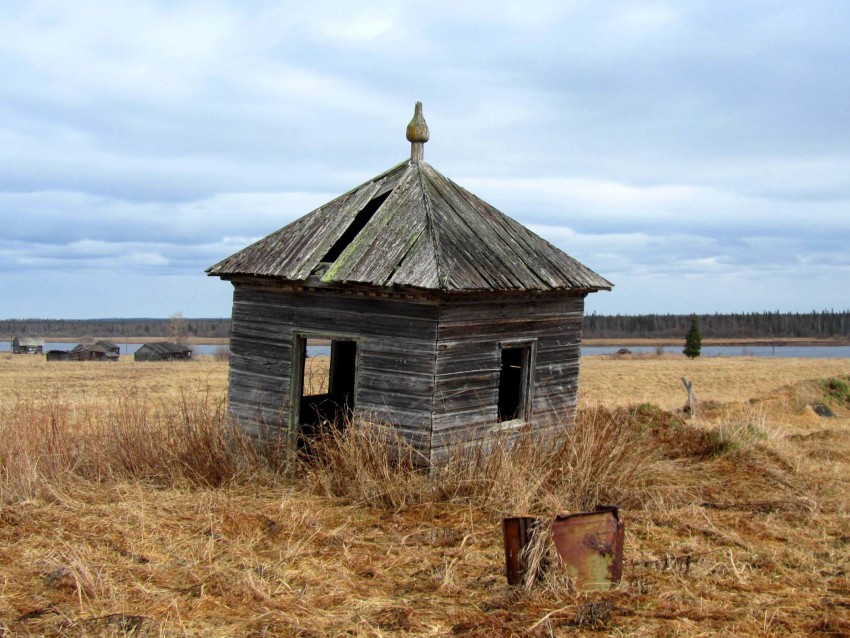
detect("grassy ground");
top-left (1, 353), bottom-right (849, 636)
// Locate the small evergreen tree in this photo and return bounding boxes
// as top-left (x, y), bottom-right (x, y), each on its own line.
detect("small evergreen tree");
top-left (683, 314), bottom-right (702, 359)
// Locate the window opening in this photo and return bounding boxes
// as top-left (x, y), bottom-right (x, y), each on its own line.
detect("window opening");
top-left (497, 345), bottom-right (531, 422)
top-left (294, 336), bottom-right (358, 441)
top-left (321, 192), bottom-right (391, 264)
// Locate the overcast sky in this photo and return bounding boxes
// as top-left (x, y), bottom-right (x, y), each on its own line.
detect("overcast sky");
top-left (2, 1), bottom-right (848, 318)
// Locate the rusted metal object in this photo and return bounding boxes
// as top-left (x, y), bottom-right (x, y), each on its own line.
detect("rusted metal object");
top-left (503, 516), bottom-right (539, 586)
top-left (550, 506), bottom-right (624, 590)
top-left (503, 507), bottom-right (624, 590)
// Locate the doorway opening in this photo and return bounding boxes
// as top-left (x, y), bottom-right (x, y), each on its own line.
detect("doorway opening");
top-left (497, 344), bottom-right (532, 422)
top-left (293, 336), bottom-right (358, 441)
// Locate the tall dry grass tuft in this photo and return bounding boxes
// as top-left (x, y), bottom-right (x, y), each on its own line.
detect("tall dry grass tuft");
top-left (302, 406), bottom-right (666, 515)
top-left (99, 384), bottom-right (265, 486)
top-left (0, 384), bottom-right (267, 503)
top-left (300, 419), bottom-right (431, 509)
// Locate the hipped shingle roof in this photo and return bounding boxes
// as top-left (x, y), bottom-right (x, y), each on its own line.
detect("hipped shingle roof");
top-left (208, 160), bottom-right (612, 294)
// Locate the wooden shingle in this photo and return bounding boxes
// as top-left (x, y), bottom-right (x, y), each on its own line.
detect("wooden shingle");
top-left (208, 162), bottom-right (611, 294)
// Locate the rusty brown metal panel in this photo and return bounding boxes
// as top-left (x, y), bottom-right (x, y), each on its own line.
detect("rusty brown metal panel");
top-left (504, 507), bottom-right (624, 590)
top-left (550, 506), bottom-right (624, 591)
top-left (502, 516), bottom-right (539, 586)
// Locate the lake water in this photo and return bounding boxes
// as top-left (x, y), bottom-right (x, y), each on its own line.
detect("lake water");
top-left (309, 344), bottom-right (850, 358)
top-left (3, 342), bottom-right (849, 359)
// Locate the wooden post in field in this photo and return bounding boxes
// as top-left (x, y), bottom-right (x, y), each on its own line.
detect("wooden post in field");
top-left (681, 376), bottom-right (697, 415)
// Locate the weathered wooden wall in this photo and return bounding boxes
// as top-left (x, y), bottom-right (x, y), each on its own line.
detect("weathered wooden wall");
top-left (227, 283), bottom-right (439, 453)
top-left (227, 282), bottom-right (586, 465)
top-left (430, 295), bottom-right (585, 463)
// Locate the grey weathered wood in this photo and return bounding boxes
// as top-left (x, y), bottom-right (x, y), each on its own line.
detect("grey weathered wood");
top-left (226, 283), bottom-right (438, 458)
top-left (223, 278), bottom-right (591, 465)
top-left (429, 295), bottom-right (585, 463)
top-left (208, 159), bottom-right (611, 294)
top-left (681, 377), bottom-right (697, 413)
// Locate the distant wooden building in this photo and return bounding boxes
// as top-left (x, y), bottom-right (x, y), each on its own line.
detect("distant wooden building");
top-left (134, 342), bottom-right (192, 362)
top-left (70, 342), bottom-right (119, 362)
top-left (208, 103), bottom-right (612, 464)
top-left (95, 340), bottom-right (120, 356)
top-left (46, 349), bottom-right (71, 362)
top-left (11, 337), bottom-right (44, 354)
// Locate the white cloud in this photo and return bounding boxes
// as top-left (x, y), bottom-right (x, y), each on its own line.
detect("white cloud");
top-left (1, 0), bottom-right (849, 317)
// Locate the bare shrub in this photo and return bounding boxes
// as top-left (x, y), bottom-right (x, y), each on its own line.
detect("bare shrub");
top-left (304, 356), bottom-right (330, 394)
top-left (212, 345), bottom-right (230, 362)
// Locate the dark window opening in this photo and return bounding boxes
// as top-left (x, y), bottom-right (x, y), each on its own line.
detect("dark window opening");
top-left (497, 345), bottom-right (530, 422)
top-left (328, 340), bottom-right (357, 404)
top-left (295, 337), bottom-right (358, 441)
top-left (321, 192), bottom-right (391, 263)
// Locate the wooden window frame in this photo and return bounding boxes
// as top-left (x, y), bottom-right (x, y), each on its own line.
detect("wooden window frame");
top-left (289, 331), bottom-right (360, 440)
top-left (496, 338), bottom-right (537, 424)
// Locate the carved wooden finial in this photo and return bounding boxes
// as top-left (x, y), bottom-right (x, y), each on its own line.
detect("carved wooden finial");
top-left (406, 101), bottom-right (429, 163)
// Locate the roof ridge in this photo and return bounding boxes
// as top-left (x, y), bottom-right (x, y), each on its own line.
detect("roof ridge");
top-left (414, 162), bottom-right (448, 291)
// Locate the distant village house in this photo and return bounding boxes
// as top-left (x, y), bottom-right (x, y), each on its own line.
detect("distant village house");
top-left (11, 337), bottom-right (44, 354)
top-left (134, 342), bottom-right (192, 362)
top-left (46, 340), bottom-right (120, 362)
top-left (69, 341), bottom-right (120, 362)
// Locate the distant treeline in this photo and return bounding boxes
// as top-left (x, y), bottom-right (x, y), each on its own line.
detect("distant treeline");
top-left (0, 318), bottom-right (231, 340)
top-left (2, 311), bottom-right (849, 341)
top-left (584, 311), bottom-right (850, 339)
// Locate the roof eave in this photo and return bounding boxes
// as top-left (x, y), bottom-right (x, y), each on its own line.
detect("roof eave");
top-left (214, 271), bottom-right (612, 297)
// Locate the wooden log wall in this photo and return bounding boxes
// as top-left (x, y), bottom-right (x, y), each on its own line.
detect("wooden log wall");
top-left (430, 295), bottom-right (585, 464)
top-left (227, 282), bottom-right (587, 465)
top-left (227, 283), bottom-right (439, 454)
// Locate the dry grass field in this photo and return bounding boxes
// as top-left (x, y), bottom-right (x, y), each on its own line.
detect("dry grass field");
top-left (1, 351), bottom-right (849, 637)
top-left (579, 354), bottom-right (850, 411)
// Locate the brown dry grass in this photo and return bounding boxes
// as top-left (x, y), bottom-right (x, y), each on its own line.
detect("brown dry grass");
top-left (0, 353), bottom-right (227, 404)
top-left (1, 354), bottom-right (849, 637)
top-left (579, 355), bottom-right (850, 412)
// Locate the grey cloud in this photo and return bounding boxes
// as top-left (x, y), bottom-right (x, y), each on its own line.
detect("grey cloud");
top-left (0, 190), bottom-right (332, 246)
top-left (1, 0), bottom-right (849, 317)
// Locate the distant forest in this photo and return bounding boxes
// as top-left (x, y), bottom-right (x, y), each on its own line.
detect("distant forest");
top-left (1, 311), bottom-right (849, 341)
top-left (583, 310), bottom-right (850, 339)
top-left (0, 318), bottom-right (231, 340)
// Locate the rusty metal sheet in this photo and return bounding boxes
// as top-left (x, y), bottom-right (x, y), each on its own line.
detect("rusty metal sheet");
top-left (502, 516), bottom-right (539, 586)
top-left (550, 506), bottom-right (624, 591)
